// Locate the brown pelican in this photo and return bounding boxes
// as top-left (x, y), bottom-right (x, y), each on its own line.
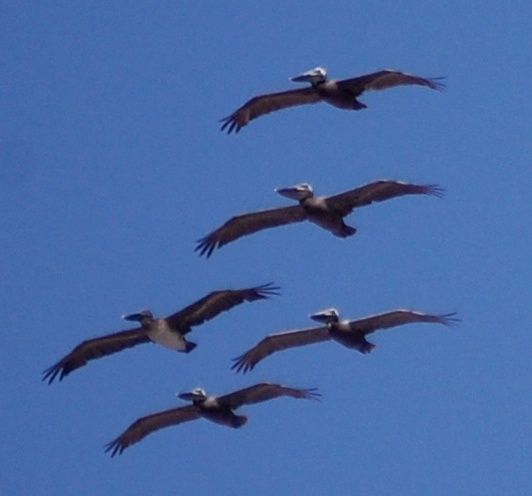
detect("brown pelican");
top-left (105, 383), bottom-right (320, 456)
top-left (42, 284), bottom-right (279, 384)
top-left (221, 67), bottom-right (444, 133)
top-left (232, 309), bottom-right (459, 373)
top-left (196, 180), bottom-right (443, 258)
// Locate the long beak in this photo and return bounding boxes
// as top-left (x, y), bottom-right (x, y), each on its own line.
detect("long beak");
top-left (309, 308), bottom-right (338, 324)
top-left (177, 392), bottom-right (198, 401)
top-left (275, 186), bottom-right (303, 200)
top-left (289, 67), bottom-right (326, 83)
top-left (289, 70), bottom-right (317, 83)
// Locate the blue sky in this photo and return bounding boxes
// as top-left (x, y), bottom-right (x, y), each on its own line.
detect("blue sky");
top-left (2, 1), bottom-right (532, 494)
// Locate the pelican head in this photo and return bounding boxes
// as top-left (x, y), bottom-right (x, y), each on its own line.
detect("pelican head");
top-left (122, 309), bottom-right (154, 322)
top-left (275, 183), bottom-right (314, 201)
top-left (290, 67), bottom-right (327, 85)
top-left (309, 308), bottom-right (340, 324)
top-left (178, 388), bottom-right (207, 402)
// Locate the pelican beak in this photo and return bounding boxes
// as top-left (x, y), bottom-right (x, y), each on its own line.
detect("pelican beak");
top-left (289, 67), bottom-right (326, 83)
top-left (275, 186), bottom-right (303, 200)
top-left (275, 184), bottom-right (312, 201)
top-left (177, 392), bottom-right (197, 401)
top-left (122, 311), bottom-right (149, 322)
top-left (309, 308), bottom-right (339, 324)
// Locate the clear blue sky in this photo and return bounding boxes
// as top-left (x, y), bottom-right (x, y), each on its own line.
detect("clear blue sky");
top-left (2, 2), bottom-right (532, 495)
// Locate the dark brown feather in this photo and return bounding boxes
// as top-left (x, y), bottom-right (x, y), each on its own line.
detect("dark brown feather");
top-left (350, 310), bottom-right (459, 336)
top-left (232, 327), bottom-right (330, 374)
top-left (105, 405), bottom-right (200, 457)
top-left (337, 70), bottom-right (445, 95)
top-left (217, 383), bottom-right (321, 409)
top-left (220, 87), bottom-right (321, 133)
top-left (165, 284), bottom-right (279, 330)
top-left (196, 205), bottom-right (305, 258)
top-left (325, 180), bottom-right (444, 217)
top-left (42, 328), bottom-right (151, 384)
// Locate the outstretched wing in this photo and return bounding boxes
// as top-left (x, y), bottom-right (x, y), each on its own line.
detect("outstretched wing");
top-left (349, 310), bottom-right (459, 336)
top-left (232, 326), bottom-right (330, 373)
top-left (325, 180), bottom-right (444, 217)
top-left (165, 283), bottom-right (280, 330)
top-left (42, 328), bottom-right (151, 384)
top-left (337, 70), bottom-right (445, 96)
top-left (105, 405), bottom-right (200, 457)
top-left (217, 383), bottom-right (321, 409)
top-left (195, 205), bottom-right (306, 258)
top-left (220, 87), bottom-right (321, 134)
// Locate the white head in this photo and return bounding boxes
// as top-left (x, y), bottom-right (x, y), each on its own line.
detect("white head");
top-left (177, 388), bottom-right (207, 402)
top-left (122, 309), bottom-right (154, 322)
top-left (290, 67), bottom-right (327, 85)
top-left (309, 308), bottom-right (340, 324)
top-left (275, 183), bottom-right (314, 201)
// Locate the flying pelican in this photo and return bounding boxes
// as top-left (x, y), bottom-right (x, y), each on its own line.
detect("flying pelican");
top-left (105, 383), bottom-right (320, 456)
top-left (196, 180), bottom-right (443, 258)
top-left (220, 67), bottom-right (444, 133)
top-left (232, 309), bottom-right (459, 373)
top-left (42, 283), bottom-right (279, 384)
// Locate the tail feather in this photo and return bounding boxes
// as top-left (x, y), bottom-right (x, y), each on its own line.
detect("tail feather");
top-left (233, 415), bottom-right (248, 428)
top-left (341, 225), bottom-right (357, 238)
top-left (359, 342), bottom-right (376, 354)
top-left (182, 341), bottom-right (197, 353)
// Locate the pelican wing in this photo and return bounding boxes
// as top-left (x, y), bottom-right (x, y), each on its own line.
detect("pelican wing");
top-left (105, 405), bottom-right (200, 457)
top-left (196, 205), bottom-right (306, 258)
top-left (337, 70), bottom-right (445, 95)
top-left (165, 283), bottom-right (280, 330)
top-left (349, 310), bottom-right (459, 336)
top-left (42, 328), bottom-right (151, 384)
top-left (325, 180), bottom-right (444, 217)
top-left (232, 326), bottom-right (330, 373)
top-left (220, 87), bottom-right (321, 133)
top-left (217, 383), bottom-right (321, 409)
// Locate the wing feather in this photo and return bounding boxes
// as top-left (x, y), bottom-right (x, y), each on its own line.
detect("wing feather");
top-left (232, 327), bottom-right (330, 373)
top-left (349, 310), bottom-right (459, 336)
top-left (196, 205), bottom-right (306, 258)
top-left (337, 70), bottom-right (445, 94)
top-left (325, 180), bottom-right (444, 217)
top-left (105, 405), bottom-right (200, 457)
top-left (217, 383), bottom-right (321, 409)
top-left (42, 328), bottom-right (151, 384)
top-left (220, 87), bottom-right (321, 133)
top-left (165, 283), bottom-right (280, 329)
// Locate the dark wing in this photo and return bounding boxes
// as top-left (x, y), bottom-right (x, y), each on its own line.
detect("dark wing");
top-left (42, 328), bottom-right (151, 384)
top-left (217, 383), bottom-right (321, 409)
top-left (349, 310), bottom-right (459, 336)
top-left (220, 87), bottom-right (321, 133)
top-left (195, 205), bottom-right (306, 258)
top-left (232, 326), bottom-right (330, 373)
top-left (325, 180), bottom-right (444, 217)
top-left (165, 283), bottom-right (280, 330)
top-left (337, 70), bottom-right (445, 96)
top-left (105, 405), bottom-right (200, 457)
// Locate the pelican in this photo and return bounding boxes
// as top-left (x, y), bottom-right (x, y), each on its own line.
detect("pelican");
top-left (105, 383), bottom-right (320, 456)
top-left (196, 180), bottom-right (443, 258)
top-left (220, 67), bottom-right (444, 133)
top-left (232, 309), bottom-right (459, 373)
top-left (42, 283), bottom-right (279, 384)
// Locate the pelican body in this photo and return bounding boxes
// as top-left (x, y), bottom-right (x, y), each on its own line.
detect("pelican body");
top-left (42, 283), bottom-right (279, 384)
top-left (196, 180), bottom-right (443, 258)
top-left (275, 183), bottom-right (357, 237)
top-left (220, 67), bottom-right (444, 133)
top-left (308, 308), bottom-right (379, 353)
top-left (105, 383), bottom-right (320, 456)
top-left (232, 309), bottom-right (459, 373)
